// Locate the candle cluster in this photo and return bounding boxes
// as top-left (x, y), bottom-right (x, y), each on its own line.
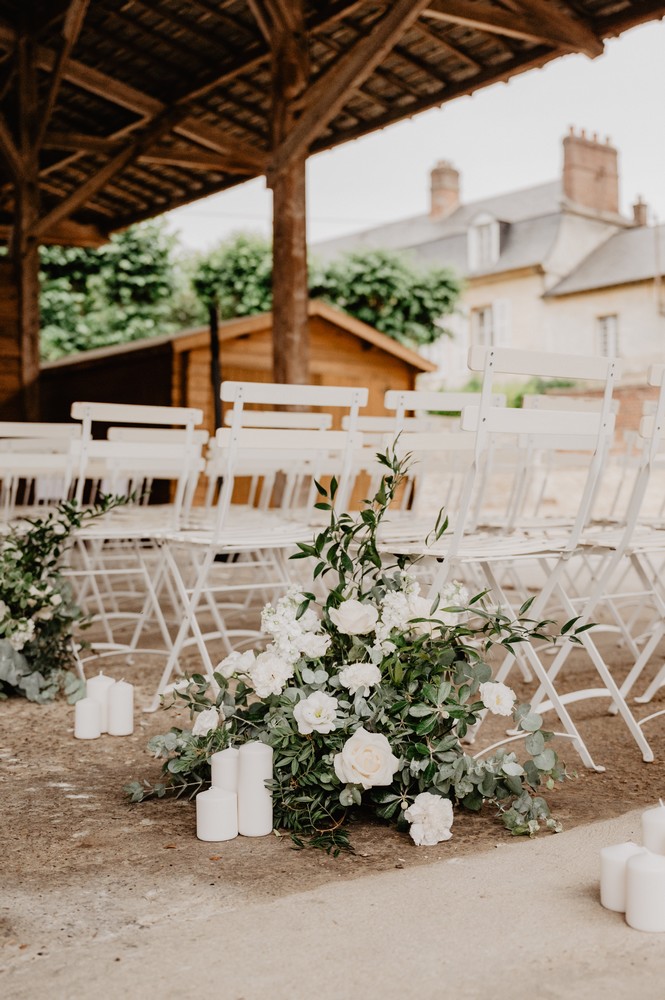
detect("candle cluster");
top-left (600, 802), bottom-right (665, 932)
top-left (74, 672), bottom-right (134, 740)
top-left (196, 742), bottom-right (273, 842)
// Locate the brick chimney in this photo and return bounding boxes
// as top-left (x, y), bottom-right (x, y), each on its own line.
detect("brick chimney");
top-left (562, 126), bottom-right (619, 215)
top-left (430, 160), bottom-right (460, 219)
top-left (632, 196), bottom-right (648, 227)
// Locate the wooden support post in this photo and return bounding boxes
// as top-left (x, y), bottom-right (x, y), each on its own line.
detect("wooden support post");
top-left (14, 31), bottom-right (41, 419)
top-left (266, 1), bottom-right (310, 385)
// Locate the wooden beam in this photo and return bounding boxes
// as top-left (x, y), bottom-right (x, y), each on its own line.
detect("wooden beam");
top-left (0, 112), bottom-right (21, 179)
top-left (34, 0), bottom-right (90, 152)
top-left (0, 218), bottom-right (108, 247)
top-left (268, 0), bottom-right (432, 181)
top-left (14, 32), bottom-right (40, 419)
top-left (247, 0), bottom-right (272, 43)
top-left (516, 0), bottom-right (604, 58)
top-left (422, 1), bottom-right (604, 57)
top-left (270, 0), bottom-right (309, 384)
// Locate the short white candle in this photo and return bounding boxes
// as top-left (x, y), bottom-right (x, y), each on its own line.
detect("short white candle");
top-left (642, 801), bottom-right (665, 854)
top-left (86, 672), bottom-right (115, 733)
top-left (237, 741), bottom-right (273, 837)
top-left (626, 850), bottom-right (665, 932)
top-left (74, 697), bottom-right (102, 740)
top-left (196, 787), bottom-right (238, 842)
top-left (211, 746), bottom-right (239, 792)
top-left (108, 679), bottom-right (134, 736)
top-left (600, 841), bottom-right (642, 912)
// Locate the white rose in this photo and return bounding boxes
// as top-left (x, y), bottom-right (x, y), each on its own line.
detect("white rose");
top-left (293, 691), bottom-right (339, 735)
top-left (216, 649), bottom-right (255, 679)
top-left (334, 727), bottom-right (399, 789)
top-left (298, 632), bottom-right (331, 659)
top-left (338, 662), bottom-right (382, 697)
top-left (191, 707), bottom-right (220, 738)
top-left (404, 792), bottom-right (454, 846)
top-left (248, 650), bottom-right (294, 698)
top-left (328, 599), bottom-right (379, 636)
top-left (479, 681), bottom-right (516, 717)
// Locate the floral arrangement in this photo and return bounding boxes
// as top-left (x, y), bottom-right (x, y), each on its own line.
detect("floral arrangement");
top-left (127, 450), bottom-right (582, 852)
top-left (0, 495), bottom-right (127, 702)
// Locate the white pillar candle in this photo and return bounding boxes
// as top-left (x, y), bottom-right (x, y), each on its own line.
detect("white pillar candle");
top-left (86, 672), bottom-right (116, 734)
top-left (211, 747), bottom-right (239, 792)
top-left (74, 697), bottom-right (102, 740)
top-left (237, 741), bottom-right (273, 837)
top-left (642, 801), bottom-right (665, 854)
top-left (600, 841), bottom-right (642, 912)
top-left (196, 787), bottom-right (238, 842)
top-left (108, 679), bottom-right (134, 736)
top-left (626, 850), bottom-right (665, 932)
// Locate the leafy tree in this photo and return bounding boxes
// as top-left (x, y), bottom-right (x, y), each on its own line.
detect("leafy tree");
top-left (39, 220), bottom-right (199, 360)
top-left (193, 235), bottom-right (461, 348)
top-left (311, 249), bottom-right (461, 346)
top-left (192, 233), bottom-right (273, 317)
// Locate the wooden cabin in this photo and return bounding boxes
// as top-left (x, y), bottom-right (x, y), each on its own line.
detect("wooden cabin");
top-left (41, 300), bottom-right (436, 430)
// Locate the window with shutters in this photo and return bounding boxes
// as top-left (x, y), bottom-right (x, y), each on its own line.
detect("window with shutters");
top-left (468, 213), bottom-right (501, 270)
top-left (597, 315), bottom-right (619, 356)
top-left (470, 300), bottom-right (511, 347)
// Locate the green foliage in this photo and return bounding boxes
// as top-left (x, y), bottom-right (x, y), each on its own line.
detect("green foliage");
top-left (459, 375), bottom-right (578, 409)
top-left (192, 234), bottom-right (461, 347)
top-left (310, 248), bottom-right (462, 347)
top-left (192, 233), bottom-right (273, 317)
top-left (39, 221), bottom-right (200, 360)
top-left (0, 495), bottom-right (129, 701)
top-left (126, 449), bottom-right (575, 852)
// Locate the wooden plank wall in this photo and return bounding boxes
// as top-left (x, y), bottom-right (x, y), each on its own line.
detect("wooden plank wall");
top-left (0, 260), bottom-right (22, 419)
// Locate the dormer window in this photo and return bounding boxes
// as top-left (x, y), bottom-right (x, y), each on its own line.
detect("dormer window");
top-left (468, 212), bottom-right (501, 270)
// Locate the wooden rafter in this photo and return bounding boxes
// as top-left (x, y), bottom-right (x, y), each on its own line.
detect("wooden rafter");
top-left (269, 0), bottom-right (432, 180)
top-left (33, 0), bottom-right (89, 152)
top-left (422, 1), bottom-right (604, 57)
top-left (0, 111), bottom-right (21, 179)
top-left (43, 132), bottom-right (255, 172)
top-left (516, 0), bottom-right (604, 58)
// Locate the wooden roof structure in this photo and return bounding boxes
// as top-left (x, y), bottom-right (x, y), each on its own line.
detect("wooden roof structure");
top-left (1, 0), bottom-right (665, 418)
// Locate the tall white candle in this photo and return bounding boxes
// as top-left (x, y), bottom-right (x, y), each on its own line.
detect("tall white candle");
top-left (196, 787), bottom-right (238, 842)
top-left (642, 801), bottom-right (665, 854)
top-left (86, 672), bottom-right (115, 733)
top-left (626, 850), bottom-right (665, 932)
top-left (237, 741), bottom-right (273, 837)
top-left (74, 697), bottom-right (102, 740)
top-left (211, 747), bottom-right (239, 792)
top-left (108, 679), bottom-right (134, 736)
top-left (600, 841), bottom-right (642, 912)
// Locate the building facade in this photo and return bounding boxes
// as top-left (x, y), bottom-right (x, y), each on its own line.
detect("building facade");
top-left (314, 128), bottom-right (665, 385)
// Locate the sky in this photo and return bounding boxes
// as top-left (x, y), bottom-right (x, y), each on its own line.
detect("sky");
top-left (164, 19), bottom-right (665, 253)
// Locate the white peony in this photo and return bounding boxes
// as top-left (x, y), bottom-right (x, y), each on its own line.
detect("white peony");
top-left (404, 792), bottom-right (454, 846)
top-left (191, 707), bottom-right (220, 737)
top-left (334, 727), bottom-right (399, 789)
top-left (248, 650), bottom-right (295, 698)
top-left (479, 681), bottom-right (516, 717)
top-left (338, 662), bottom-right (382, 697)
top-left (216, 649), bottom-right (256, 679)
top-left (298, 632), bottom-right (331, 659)
top-left (328, 599), bottom-right (379, 636)
top-left (293, 691), bottom-right (339, 735)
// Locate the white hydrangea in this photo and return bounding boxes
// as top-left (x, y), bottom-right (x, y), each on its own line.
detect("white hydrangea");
top-left (7, 619), bottom-right (36, 651)
top-left (216, 649), bottom-right (256, 679)
top-left (261, 589), bottom-right (322, 662)
top-left (248, 650), bottom-right (295, 698)
top-left (479, 681), bottom-right (516, 717)
top-left (293, 691), bottom-right (339, 735)
top-left (404, 792), bottom-right (454, 846)
top-left (338, 662), bottom-right (382, 697)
